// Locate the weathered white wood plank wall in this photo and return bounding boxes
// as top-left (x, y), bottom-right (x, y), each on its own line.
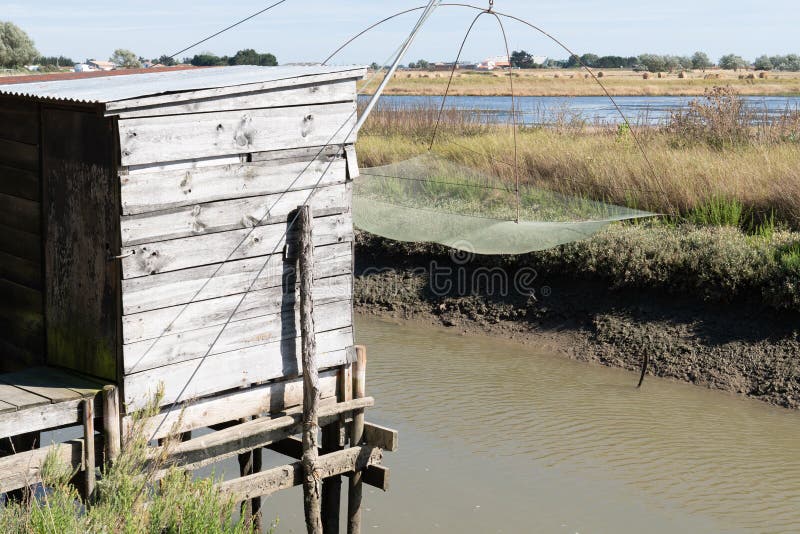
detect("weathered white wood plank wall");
top-left (116, 76), bottom-right (358, 409)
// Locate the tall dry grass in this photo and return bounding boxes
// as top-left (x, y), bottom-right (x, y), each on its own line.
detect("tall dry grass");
top-left (357, 88), bottom-right (800, 228)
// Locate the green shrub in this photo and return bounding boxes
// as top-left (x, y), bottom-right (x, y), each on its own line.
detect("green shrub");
top-left (0, 394), bottom-right (259, 534)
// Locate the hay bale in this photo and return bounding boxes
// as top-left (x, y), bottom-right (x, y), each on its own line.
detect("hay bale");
top-left (584, 73), bottom-right (590, 79)
top-left (597, 71), bottom-right (604, 78)
top-left (657, 72), bottom-right (663, 78)
top-left (759, 71), bottom-right (769, 79)
top-left (642, 72), bottom-right (650, 80)
top-left (554, 73), bottom-right (560, 79)
top-left (746, 73), bottom-right (756, 80)
top-left (678, 71), bottom-right (686, 79)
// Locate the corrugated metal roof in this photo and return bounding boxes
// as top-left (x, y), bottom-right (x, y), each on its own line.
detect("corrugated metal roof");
top-left (0, 65), bottom-right (365, 106)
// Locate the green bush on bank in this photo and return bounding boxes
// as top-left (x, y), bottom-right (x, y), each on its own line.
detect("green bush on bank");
top-left (532, 222), bottom-right (799, 306)
top-left (0, 395), bottom-right (261, 534)
top-left (357, 222), bottom-right (800, 313)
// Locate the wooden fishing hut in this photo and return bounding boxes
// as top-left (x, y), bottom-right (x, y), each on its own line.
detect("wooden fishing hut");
top-left (0, 65), bottom-right (395, 531)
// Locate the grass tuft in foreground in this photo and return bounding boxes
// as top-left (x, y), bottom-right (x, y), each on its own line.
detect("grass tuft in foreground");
top-left (0, 393), bottom-right (263, 534)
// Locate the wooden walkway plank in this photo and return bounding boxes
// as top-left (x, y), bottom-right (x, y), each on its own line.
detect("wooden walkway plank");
top-left (0, 382), bottom-right (50, 410)
top-left (0, 398), bottom-right (85, 439)
top-left (0, 367), bottom-right (103, 403)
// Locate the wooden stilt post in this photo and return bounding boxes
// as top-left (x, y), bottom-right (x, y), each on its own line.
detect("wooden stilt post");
top-left (82, 398), bottom-right (96, 500)
top-left (348, 346), bottom-right (367, 534)
top-left (298, 204), bottom-right (323, 534)
top-left (102, 385), bottom-right (121, 463)
top-left (239, 416), bottom-right (263, 533)
top-left (321, 367), bottom-right (347, 533)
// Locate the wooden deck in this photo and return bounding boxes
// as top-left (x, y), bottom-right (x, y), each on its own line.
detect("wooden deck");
top-left (0, 366), bottom-right (107, 439)
top-left (0, 366), bottom-right (112, 495)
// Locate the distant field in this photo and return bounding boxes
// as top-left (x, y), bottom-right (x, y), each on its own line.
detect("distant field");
top-left (362, 69), bottom-right (800, 97)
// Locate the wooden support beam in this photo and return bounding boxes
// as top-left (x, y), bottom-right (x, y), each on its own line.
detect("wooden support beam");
top-left (153, 397), bottom-right (373, 474)
top-left (220, 445), bottom-right (383, 503)
top-left (348, 346), bottom-right (367, 534)
top-left (82, 399), bottom-right (96, 500)
top-left (102, 385), bottom-right (121, 463)
top-left (363, 423), bottom-right (398, 453)
top-left (267, 436), bottom-right (390, 491)
top-left (0, 439), bottom-right (83, 493)
top-left (128, 371), bottom-right (339, 441)
top-left (298, 204), bottom-right (323, 534)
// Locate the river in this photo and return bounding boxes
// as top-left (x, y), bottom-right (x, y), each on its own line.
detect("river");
top-left (256, 315), bottom-right (800, 533)
top-left (368, 95), bottom-right (800, 125)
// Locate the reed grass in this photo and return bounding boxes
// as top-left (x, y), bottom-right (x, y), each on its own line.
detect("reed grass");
top-left (0, 393), bottom-right (265, 534)
top-left (358, 88), bottom-right (800, 230)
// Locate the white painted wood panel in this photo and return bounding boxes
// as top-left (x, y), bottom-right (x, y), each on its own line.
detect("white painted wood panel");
top-left (118, 101), bottom-right (357, 166)
top-left (121, 158), bottom-right (346, 215)
top-left (123, 327), bottom-right (354, 409)
top-left (122, 274), bottom-right (351, 343)
top-left (123, 299), bottom-right (352, 374)
top-left (121, 241), bottom-right (352, 315)
top-left (105, 69), bottom-right (365, 113)
top-left (120, 181), bottom-right (350, 246)
top-left (121, 212), bottom-right (352, 278)
top-left (114, 81), bottom-right (355, 119)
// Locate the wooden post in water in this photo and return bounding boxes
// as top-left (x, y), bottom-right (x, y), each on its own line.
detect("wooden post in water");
top-left (298, 205), bottom-right (323, 534)
top-left (320, 366), bottom-right (347, 533)
top-left (348, 346), bottom-right (367, 534)
top-left (82, 398), bottom-right (95, 499)
top-left (239, 416), bottom-right (263, 533)
top-left (102, 385), bottom-right (121, 463)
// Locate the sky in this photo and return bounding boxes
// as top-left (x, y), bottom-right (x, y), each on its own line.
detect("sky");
top-left (5, 1), bottom-right (799, 65)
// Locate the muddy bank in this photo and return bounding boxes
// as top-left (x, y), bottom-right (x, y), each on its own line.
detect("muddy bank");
top-left (354, 237), bottom-right (800, 409)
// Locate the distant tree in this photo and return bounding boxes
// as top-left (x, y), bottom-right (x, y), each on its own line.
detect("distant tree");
top-left (110, 48), bottom-right (141, 69)
top-left (190, 52), bottom-right (225, 66)
top-left (579, 53), bottom-right (600, 67)
top-left (691, 51), bottom-right (713, 70)
top-left (415, 59), bottom-right (430, 69)
top-left (785, 54), bottom-right (800, 71)
top-left (35, 55), bottom-right (74, 67)
top-left (638, 53), bottom-right (666, 73)
top-left (369, 62), bottom-right (380, 70)
top-left (228, 48), bottom-right (277, 66)
top-left (565, 54), bottom-right (580, 68)
top-left (157, 54), bottom-right (176, 66)
top-left (754, 55), bottom-right (773, 71)
top-left (0, 21), bottom-right (39, 67)
top-left (718, 54), bottom-right (748, 71)
top-left (510, 50), bottom-right (536, 68)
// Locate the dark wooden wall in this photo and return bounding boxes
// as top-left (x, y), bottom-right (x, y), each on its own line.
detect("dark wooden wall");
top-left (0, 97), bottom-right (45, 371)
top-left (42, 107), bottom-right (120, 381)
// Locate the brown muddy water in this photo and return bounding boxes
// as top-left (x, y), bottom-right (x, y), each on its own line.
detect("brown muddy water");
top-left (228, 316), bottom-right (799, 533)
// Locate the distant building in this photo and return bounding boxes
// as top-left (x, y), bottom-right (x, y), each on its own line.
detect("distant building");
top-left (87, 60), bottom-right (115, 71)
top-left (477, 55), bottom-right (511, 70)
top-left (73, 64), bottom-right (95, 72)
